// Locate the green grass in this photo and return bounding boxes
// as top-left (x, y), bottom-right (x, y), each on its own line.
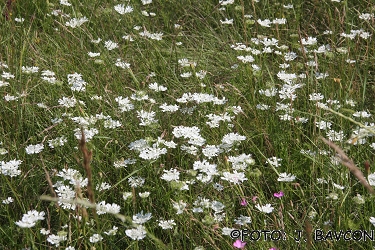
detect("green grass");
top-left (1, 0), bottom-right (375, 249)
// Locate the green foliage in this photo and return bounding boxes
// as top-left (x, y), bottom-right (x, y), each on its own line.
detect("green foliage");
top-left (1, 0), bottom-right (375, 249)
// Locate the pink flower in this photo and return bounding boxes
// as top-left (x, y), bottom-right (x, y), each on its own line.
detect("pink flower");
top-left (274, 191), bottom-right (284, 198)
top-left (233, 239), bottom-right (247, 249)
top-left (240, 198), bottom-right (247, 206)
top-left (251, 196), bottom-right (258, 203)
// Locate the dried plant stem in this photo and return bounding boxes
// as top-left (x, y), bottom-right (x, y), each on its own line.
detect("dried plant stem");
top-left (79, 129), bottom-right (96, 216)
top-left (319, 136), bottom-right (375, 195)
top-left (40, 155), bottom-right (59, 208)
top-left (326, 108), bottom-right (375, 135)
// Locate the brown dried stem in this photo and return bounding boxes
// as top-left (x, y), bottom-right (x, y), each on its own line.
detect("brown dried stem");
top-left (79, 129), bottom-right (96, 216)
top-left (40, 155), bottom-right (59, 208)
top-left (319, 136), bottom-right (375, 195)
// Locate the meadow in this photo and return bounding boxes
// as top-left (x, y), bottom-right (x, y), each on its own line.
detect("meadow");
top-left (1, 0), bottom-right (375, 249)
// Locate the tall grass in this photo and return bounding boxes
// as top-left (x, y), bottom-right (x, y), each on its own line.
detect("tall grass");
top-left (1, 0), bottom-right (375, 249)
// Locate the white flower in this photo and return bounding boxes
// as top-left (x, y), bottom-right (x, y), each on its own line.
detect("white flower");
top-left (89, 234), bottom-right (103, 243)
top-left (115, 96), bottom-right (134, 112)
top-left (14, 17), bottom-right (24, 23)
top-left (193, 160), bottom-right (218, 183)
top-left (139, 147), bottom-right (167, 160)
top-left (22, 66), bottom-right (39, 73)
top-left (172, 200), bottom-right (187, 214)
top-left (1, 159), bottom-right (22, 177)
top-left (25, 143), bottom-right (44, 154)
top-left (129, 139), bottom-right (149, 151)
top-left (115, 58), bottom-right (130, 69)
top-left (202, 145), bottom-right (221, 159)
top-left (60, 0), bottom-right (71, 6)
top-left (332, 182), bottom-right (345, 190)
top-left (4, 94), bottom-right (19, 101)
top-left (40, 228), bottom-right (50, 235)
top-left (139, 30), bottom-right (163, 40)
top-left (257, 19), bottom-right (272, 27)
top-left (91, 38), bottom-right (102, 43)
top-left (0, 80), bottom-right (9, 87)
top-left (47, 234), bottom-right (67, 246)
top-left (58, 96), bottom-right (77, 108)
top-left (370, 217), bottom-right (375, 226)
top-left (125, 225), bottom-right (147, 240)
top-left (255, 204), bottom-right (274, 213)
top-left (15, 210), bottom-right (45, 228)
top-left (219, 0), bottom-right (234, 5)
top-left (277, 172), bottom-right (296, 182)
top-left (68, 72), bottom-right (86, 92)
top-left (114, 4), bottom-right (133, 14)
top-left (73, 128), bottom-right (98, 142)
top-left (55, 185), bottom-right (77, 210)
top-left (104, 226), bottom-right (119, 236)
top-left (181, 145), bottom-right (198, 155)
top-left (220, 18), bottom-right (233, 24)
top-left (104, 118), bottom-right (122, 129)
top-left (221, 132), bottom-right (246, 146)
top-left (368, 173), bottom-right (375, 186)
top-left (139, 192), bottom-right (150, 198)
top-left (359, 13), bottom-right (374, 21)
top-left (142, 0), bottom-right (152, 5)
top-left (222, 227), bottom-right (236, 236)
top-left (158, 219), bottom-right (176, 229)
top-left (2, 72), bottom-right (14, 79)
top-left (128, 176), bottom-right (145, 188)
top-left (266, 157), bottom-right (282, 168)
top-left (159, 103), bottom-right (179, 112)
top-left (228, 154), bottom-right (255, 170)
top-left (315, 121), bottom-right (332, 130)
top-left (277, 71), bottom-right (297, 83)
top-left (237, 55), bottom-right (254, 63)
top-left (196, 70), bottom-right (207, 79)
top-left (326, 130), bottom-right (344, 142)
top-left (96, 182), bottom-right (111, 191)
top-left (149, 82), bottom-right (167, 92)
top-left (97, 201), bottom-right (121, 215)
top-left (48, 136), bottom-right (67, 148)
top-left (173, 125), bottom-right (199, 137)
top-left (309, 93), bottom-right (324, 101)
top-left (261, 38), bottom-right (279, 46)
top-left (284, 52), bottom-right (298, 61)
top-left (259, 88), bottom-right (277, 97)
top-left (234, 215), bottom-right (252, 225)
top-left (137, 110), bottom-right (158, 126)
top-left (326, 192), bottom-right (339, 200)
top-left (178, 58), bottom-right (196, 67)
top-left (211, 200), bottom-right (225, 213)
top-left (273, 18), bottom-right (287, 24)
top-left (353, 111), bottom-right (372, 118)
top-left (123, 192), bottom-right (132, 200)
top-left (161, 168), bottom-right (180, 181)
top-left (104, 40), bottom-right (118, 50)
top-left (301, 37), bottom-right (317, 45)
top-left (2, 197), bottom-right (14, 204)
top-left (132, 211), bottom-right (152, 224)
top-left (65, 17), bottom-right (88, 28)
top-left (221, 171), bottom-right (247, 184)
top-left (180, 72), bottom-right (192, 78)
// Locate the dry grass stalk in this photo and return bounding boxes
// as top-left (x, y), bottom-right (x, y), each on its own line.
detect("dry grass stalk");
top-left (79, 129), bottom-right (96, 215)
top-left (3, 0), bottom-right (15, 20)
top-left (40, 155), bottom-right (59, 208)
top-left (319, 136), bottom-right (375, 195)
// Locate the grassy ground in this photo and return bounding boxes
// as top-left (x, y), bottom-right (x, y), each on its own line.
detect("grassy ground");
top-left (1, 0), bottom-right (375, 249)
